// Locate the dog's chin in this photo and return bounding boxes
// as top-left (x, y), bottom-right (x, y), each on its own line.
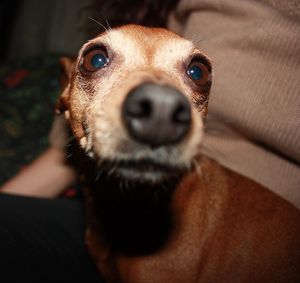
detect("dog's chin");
top-left (99, 159), bottom-right (185, 184)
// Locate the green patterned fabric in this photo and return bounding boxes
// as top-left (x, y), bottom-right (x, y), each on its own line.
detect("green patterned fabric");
top-left (0, 56), bottom-right (61, 185)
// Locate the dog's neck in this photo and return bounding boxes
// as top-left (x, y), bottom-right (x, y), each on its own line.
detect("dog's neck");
top-left (90, 174), bottom-right (180, 256)
top-left (69, 141), bottom-right (183, 256)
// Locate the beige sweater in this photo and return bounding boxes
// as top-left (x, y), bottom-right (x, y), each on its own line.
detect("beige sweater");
top-left (169, 0), bottom-right (300, 207)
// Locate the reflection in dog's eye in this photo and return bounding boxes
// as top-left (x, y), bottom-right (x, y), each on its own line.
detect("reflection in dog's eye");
top-left (82, 49), bottom-right (109, 72)
top-left (188, 65), bottom-right (202, 80)
top-left (187, 62), bottom-right (210, 86)
top-left (91, 54), bottom-right (107, 68)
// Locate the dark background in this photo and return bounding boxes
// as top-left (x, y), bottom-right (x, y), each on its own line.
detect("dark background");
top-left (0, 0), bottom-right (179, 63)
top-left (0, 0), bottom-right (96, 63)
top-left (0, 0), bottom-right (20, 62)
top-left (0, 0), bottom-right (96, 183)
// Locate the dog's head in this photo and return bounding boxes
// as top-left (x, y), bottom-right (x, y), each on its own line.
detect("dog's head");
top-left (57, 25), bottom-right (212, 183)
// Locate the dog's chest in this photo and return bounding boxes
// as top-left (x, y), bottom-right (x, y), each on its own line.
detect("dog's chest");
top-left (90, 172), bottom-right (214, 283)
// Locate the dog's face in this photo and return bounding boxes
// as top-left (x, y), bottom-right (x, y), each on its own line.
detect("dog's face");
top-left (58, 25), bottom-right (212, 183)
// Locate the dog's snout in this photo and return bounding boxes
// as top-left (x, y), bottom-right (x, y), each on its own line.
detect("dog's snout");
top-left (122, 83), bottom-right (191, 147)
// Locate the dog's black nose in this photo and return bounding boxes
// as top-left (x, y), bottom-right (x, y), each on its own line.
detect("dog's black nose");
top-left (122, 83), bottom-right (191, 147)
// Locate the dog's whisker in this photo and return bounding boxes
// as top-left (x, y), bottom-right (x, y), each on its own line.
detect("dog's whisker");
top-left (95, 169), bottom-right (103, 183)
top-left (184, 157), bottom-right (193, 171)
top-left (95, 12), bottom-right (113, 31)
top-left (88, 17), bottom-right (109, 33)
top-left (65, 135), bottom-right (76, 148)
top-left (193, 159), bottom-right (203, 178)
top-left (66, 153), bottom-right (73, 159)
top-left (104, 17), bottom-right (112, 31)
top-left (107, 167), bottom-right (115, 177)
top-left (107, 159), bottom-right (119, 177)
top-left (124, 178), bottom-right (129, 190)
top-left (87, 15), bottom-right (113, 47)
top-left (97, 158), bottom-right (104, 168)
top-left (190, 35), bottom-right (209, 45)
top-left (119, 178), bottom-right (129, 195)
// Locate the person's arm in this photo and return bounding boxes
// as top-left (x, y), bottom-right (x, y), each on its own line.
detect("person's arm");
top-left (0, 147), bottom-right (76, 198)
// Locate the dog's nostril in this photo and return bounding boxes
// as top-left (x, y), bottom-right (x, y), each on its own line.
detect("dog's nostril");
top-left (173, 104), bottom-right (191, 124)
top-left (126, 98), bottom-right (152, 118)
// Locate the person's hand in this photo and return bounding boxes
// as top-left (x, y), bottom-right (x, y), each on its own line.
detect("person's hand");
top-left (0, 147), bottom-right (76, 198)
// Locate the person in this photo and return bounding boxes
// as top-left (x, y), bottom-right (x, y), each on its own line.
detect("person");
top-left (0, 0), bottom-right (299, 281)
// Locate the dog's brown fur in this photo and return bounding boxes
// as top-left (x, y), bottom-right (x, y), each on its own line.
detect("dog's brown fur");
top-left (57, 25), bottom-right (300, 283)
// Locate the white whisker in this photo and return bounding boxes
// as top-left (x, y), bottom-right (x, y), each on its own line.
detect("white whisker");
top-left (104, 17), bottom-right (112, 31)
top-left (193, 159), bottom-right (203, 178)
top-left (88, 17), bottom-right (109, 33)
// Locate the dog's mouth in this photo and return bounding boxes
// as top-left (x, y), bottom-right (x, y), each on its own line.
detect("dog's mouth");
top-left (97, 158), bottom-right (185, 183)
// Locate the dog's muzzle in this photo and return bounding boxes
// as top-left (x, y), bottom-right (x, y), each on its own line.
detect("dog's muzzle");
top-left (122, 83), bottom-right (191, 148)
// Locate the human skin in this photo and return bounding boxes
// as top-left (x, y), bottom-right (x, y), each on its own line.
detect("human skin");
top-left (0, 147), bottom-right (75, 198)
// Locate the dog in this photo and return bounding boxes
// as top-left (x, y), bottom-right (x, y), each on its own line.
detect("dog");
top-left (56, 25), bottom-right (300, 283)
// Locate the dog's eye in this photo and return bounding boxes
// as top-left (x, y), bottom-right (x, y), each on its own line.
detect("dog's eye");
top-left (187, 61), bottom-right (210, 86)
top-left (82, 48), bottom-right (109, 72)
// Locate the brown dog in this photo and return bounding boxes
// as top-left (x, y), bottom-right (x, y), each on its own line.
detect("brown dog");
top-left (57, 25), bottom-right (300, 283)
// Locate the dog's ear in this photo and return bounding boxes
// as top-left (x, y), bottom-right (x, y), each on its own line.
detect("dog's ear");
top-left (55, 57), bottom-right (76, 115)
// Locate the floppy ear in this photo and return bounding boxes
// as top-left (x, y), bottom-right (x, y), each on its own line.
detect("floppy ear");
top-left (55, 57), bottom-right (76, 115)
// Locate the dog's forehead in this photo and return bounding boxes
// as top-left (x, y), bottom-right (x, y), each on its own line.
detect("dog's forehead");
top-left (85, 25), bottom-right (195, 67)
